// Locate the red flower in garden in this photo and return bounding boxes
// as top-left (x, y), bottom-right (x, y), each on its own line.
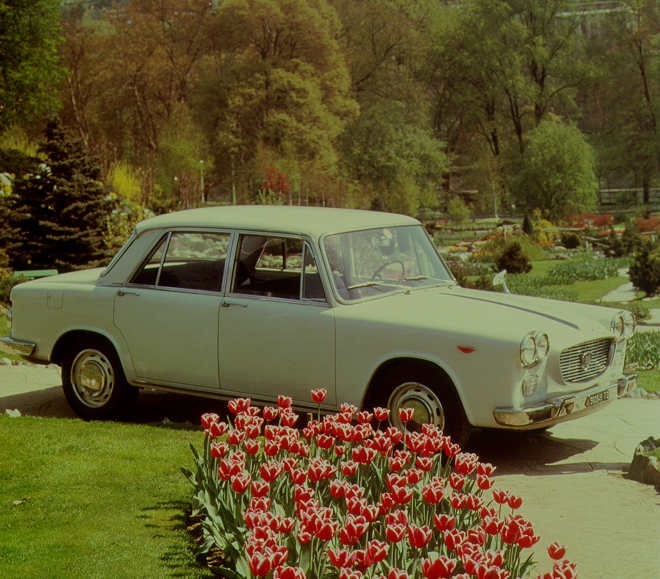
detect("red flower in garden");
top-left (454, 452), bottom-right (479, 475)
top-left (477, 462), bottom-right (496, 477)
top-left (260, 461), bottom-right (284, 482)
top-left (248, 551), bottom-right (273, 576)
top-left (231, 471), bottom-right (251, 493)
top-left (386, 523), bottom-right (407, 543)
top-left (481, 515), bottom-right (502, 535)
top-left (339, 570), bottom-right (363, 579)
top-left (340, 461), bottom-right (358, 477)
top-left (398, 407), bottom-right (415, 423)
top-left (356, 410), bottom-right (373, 423)
top-left (443, 529), bottom-right (465, 552)
top-left (421, 481), bottom-right (444, 505)
top-left (373, 407), bottom-right (390, 422)
top-left (507, 494), bottom-right (523, 510)
top-left (263, 406), bottom-right (279, 421)
top-left (280, 410), bottom-right (299, 427)
top-left (449, 472), bottom-right (466, 491)
top-left (251, 480), bottom-right (270, 497)
top-left (547, 541), bottom-right (567, 560)
top-left (273, 566), bottom-right (306, 579)
top-left (210, 441), bottom-right (228, 458)
top-left (415, 456), bottom-right (434, 471)
top-left (365, 539), bottom-right (388, 566)
top-left (407, 525), bottom-right (432, 549)
top-left (278, 395), bottom-right (293, 409)
top-left (492, 489), bottom-right (510, 505)
top-left (207, 420), bottom-right (227, 439)
top-left (227, 397), bottom-right (251, 415)
top-left (477, 474), bottom-right (494, 490)
top-left (328, 547), bottom-right (356, 569)
top-left (390, 484), bottom-right (414, 505)
top-left (339, 515), bottom-right (369, 546)
top-left (422, 556), bottom-right (458, 578)
top-left (352, 445), bottom-right (377, 464)
top-left (552, 559), bottom-right (577, 579)
top-left (387, 569), bottom-right (410, 579)
top-left (434, 513), bottom-right (456, 532)
top-left (311, 388), bottom-right (328, 403)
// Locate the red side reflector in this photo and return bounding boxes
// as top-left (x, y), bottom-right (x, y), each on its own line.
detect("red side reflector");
top-left (457, 346), bottom-right (475, 354)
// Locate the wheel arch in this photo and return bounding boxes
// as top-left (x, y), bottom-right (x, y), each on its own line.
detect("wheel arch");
top-left (51, 329), bottom-right (124, 370)
top-left (363, 356), bottom-right (471, 424)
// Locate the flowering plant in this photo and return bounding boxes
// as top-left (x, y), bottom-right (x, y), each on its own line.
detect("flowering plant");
top-left (184, 390), bottom-right (575, 578)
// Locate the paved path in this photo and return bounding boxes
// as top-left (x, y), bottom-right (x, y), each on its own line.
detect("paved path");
top-left (1, 365), bottom-right (658, 577)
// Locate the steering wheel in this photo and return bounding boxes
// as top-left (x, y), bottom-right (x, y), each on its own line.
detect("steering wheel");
top-left (372, 260), bottom-right (405, 280)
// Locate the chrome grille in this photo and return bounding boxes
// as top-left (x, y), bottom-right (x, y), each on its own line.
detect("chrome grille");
top-left (560, 338), bottom-right (613, 383)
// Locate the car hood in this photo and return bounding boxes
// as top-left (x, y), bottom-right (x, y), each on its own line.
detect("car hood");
top-left (341, 285), bottom-right (617, 345)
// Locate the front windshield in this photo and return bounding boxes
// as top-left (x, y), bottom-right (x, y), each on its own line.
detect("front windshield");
top-left (323, 225), bottom-right (454, 301)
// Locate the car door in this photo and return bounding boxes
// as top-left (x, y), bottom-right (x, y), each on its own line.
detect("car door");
top-left (218, 234), bottom-right (336, 405)
top-left (114, 230), bottom-right (230, 389)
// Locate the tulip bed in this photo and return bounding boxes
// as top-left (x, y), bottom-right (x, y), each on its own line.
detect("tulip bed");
top-left (185, 390), bottom-right (574, 578)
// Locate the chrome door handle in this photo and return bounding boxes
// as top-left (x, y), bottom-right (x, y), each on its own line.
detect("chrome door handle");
top-left (221, 300), bottom-right (247, 308)
top-left (117, 289), bottom-right (140, 297)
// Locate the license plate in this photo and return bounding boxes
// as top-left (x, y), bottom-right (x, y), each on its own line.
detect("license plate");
top-left (585, 390), bottom-right (609, 407)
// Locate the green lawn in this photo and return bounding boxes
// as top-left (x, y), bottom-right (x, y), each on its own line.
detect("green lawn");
top-left (0, 416), bottom-right (209, 578)
top-left (637, 369), bottom-right (660, 393)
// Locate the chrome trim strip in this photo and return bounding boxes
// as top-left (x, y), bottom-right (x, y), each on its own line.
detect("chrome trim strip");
top-left (0, 336), bottom-right (36, 357)
top-left (493, 376), bottom-right (636, 429)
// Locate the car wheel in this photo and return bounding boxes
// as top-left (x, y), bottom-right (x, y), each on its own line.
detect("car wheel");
top-left (62, 338), bottom-right (136, 420)
top-left (379, 366), bottom-right (472, 447)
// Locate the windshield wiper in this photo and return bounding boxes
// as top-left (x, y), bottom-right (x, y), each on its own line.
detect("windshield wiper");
top-left (346, 281), bottom-right (406, 291)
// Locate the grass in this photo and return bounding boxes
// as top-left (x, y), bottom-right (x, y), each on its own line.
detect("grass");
top-left (636, 369), bottom-right (660, 393)
top-left (0, 416), bottom-right (210, 578)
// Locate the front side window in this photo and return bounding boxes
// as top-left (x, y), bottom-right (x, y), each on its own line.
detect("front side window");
top-left (231, 235), bottom-right (325, 301)
top-left (131, 231), bottom-right (230, 291)
top-left (323, 225), bottom-right (453, 300)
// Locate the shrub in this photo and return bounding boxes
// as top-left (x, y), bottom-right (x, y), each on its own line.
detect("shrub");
top-left (628, 240), bottom-right (660, 296)
top-left (559, 232), bottom-right (581, 250)
top-left (475, 232), bottom-right (547, 263)
top-left (522, 215), bottom-right (534, 236)
top-left (626, 331), bottom-right (659, 370)
top-left (496, 242), bottom-right (531, 274)
top-left (0, 272), bottom-right (28, 306)
top-left (506, 275), bottom-right (579, 302)
top-left (185, 392), bottom-right (575, 578)
top-left (626, 301), bottom-right (650, 323)
top-left (446, 197), bottom-right (472, 224)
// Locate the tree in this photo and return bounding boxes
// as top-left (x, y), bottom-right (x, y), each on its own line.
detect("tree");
top-left (10, 122), bottom-right (116, 270)
top-left (587, 0), bottom-right (659, 204)
top-left (0, 0), bottom-right (63, 130)
top-left (196, 0), bottom-right (357, 203)
top-left (512, 119), bottom-right (597, 220)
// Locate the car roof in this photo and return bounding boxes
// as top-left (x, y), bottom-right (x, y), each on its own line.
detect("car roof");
top-left (135, 205), bottom-right (419, 238)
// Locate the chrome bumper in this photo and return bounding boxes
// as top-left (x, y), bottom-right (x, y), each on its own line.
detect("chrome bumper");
top-left (493, 374), bottom-right (638, 429)
top-left (0, 336), bottom-right (37, 358)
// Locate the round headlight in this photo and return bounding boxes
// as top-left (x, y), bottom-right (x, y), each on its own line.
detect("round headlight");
top-left (535, 332), bottom-right (550, 359)
top-left (611, 311), bottom-right (634, 340)
top-left (520, 333), bottom-right (537, 367)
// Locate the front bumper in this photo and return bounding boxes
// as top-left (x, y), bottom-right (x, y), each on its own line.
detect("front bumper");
top-left (0, 336), bottom-right (37, 359)
top-left (493, 374), bottom-right (637, 429)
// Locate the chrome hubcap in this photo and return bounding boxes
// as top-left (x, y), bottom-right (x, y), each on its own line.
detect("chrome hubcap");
top-left (70, 349), bottom-right (114, 408)
top-left (388, 381), bottom-right (445, 431)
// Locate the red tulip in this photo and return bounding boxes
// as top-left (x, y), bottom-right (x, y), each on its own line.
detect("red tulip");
top-left (260, 461), bottom-right (284, 483)
top-left (407, 525), bottom-right (432, 549)
top-left (373, 407), bottom-right (390, 421)
top-left (327, 547), bottom-right (356, 569)
top-left (231, 471), bottom-right (251, 494)
top-left (274, 566), bottom-right (306, 579)
top-left (228, 397), bottom-right (251, 415)
top-left (433, 513), bottom-right (456, 532)
top-left (422, 556), bottom-right (457, 578)
top-left (547, 541), bottom-right (567, 560)
top-left (492, 489), bottom-right (510, 505)
top-left (277, 395), bottom-right (292, 409)
top-left (477, 462), bottom-right (496, 477)
top-left (398, 407), bottom-right (415, 423)
top-left (507, 494), bottom-right (523, 510)
top-left (387, 569), bottom-right (410, 579)
top-left (248, 551), bottom-right (272, 577)
top-left (386, 523), bottom-right (406, 542)
top-left (311, 388), bottom-right (328, 403)
top-left (477, 474), bottom-right (494, 490)
top-left (365, 539), bottom-right (388, 565)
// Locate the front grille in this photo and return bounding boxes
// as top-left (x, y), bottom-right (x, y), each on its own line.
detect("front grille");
top-left (560, 338), bottom-right (614, 383)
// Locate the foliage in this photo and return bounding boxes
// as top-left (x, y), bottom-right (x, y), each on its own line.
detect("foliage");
top-left (512, 120), bottom-right (598, 221)
top-left (446, 197), bottom-right (472, 224)
top-left (506, 275), bottom-right (579, 302)
top-left (0, 272), bottom-right (27, 306)
top-left (0, 416), bottom-right (208, 577)
top-left (559, 232), bottom-right (581, 250)
top-left (186, 392), bottom-right (575, 577)
top-left (628, 239), bottom-right (660, 296)
top-left (521, 215), bottom-right (533, 236)
top-left (495, 242), bottom-right (531, 274)
top-left (7, 122), bottom-right (117, 270)
top-left (445, 257), bottom-right (495, 290)
top-left (0, 0), bottom-right (64, 129)
top-left (625, 300), bottom-right (651, 323)
top-left (475, 231), bottom-right (547, 264)
top-left (625, 331), bottom-right (660, 371)
top-left (544, 254), bottom-right (621, 285)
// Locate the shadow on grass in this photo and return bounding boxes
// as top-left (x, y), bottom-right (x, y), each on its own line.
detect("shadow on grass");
top-left (140, 500), bottom-right (213, 577)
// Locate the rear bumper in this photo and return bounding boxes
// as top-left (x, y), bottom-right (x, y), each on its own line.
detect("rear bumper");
top-left (0, 336), bottom-right (37, 358)
top-left (493, 374), bottom-right (637, 429)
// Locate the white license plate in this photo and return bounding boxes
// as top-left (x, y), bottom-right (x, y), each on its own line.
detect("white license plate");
top-left (585, 390), bottom-right (609, 407)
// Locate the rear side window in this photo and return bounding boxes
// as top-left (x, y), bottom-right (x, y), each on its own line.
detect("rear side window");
top-left (131, 232), bottom-right (230, 291)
